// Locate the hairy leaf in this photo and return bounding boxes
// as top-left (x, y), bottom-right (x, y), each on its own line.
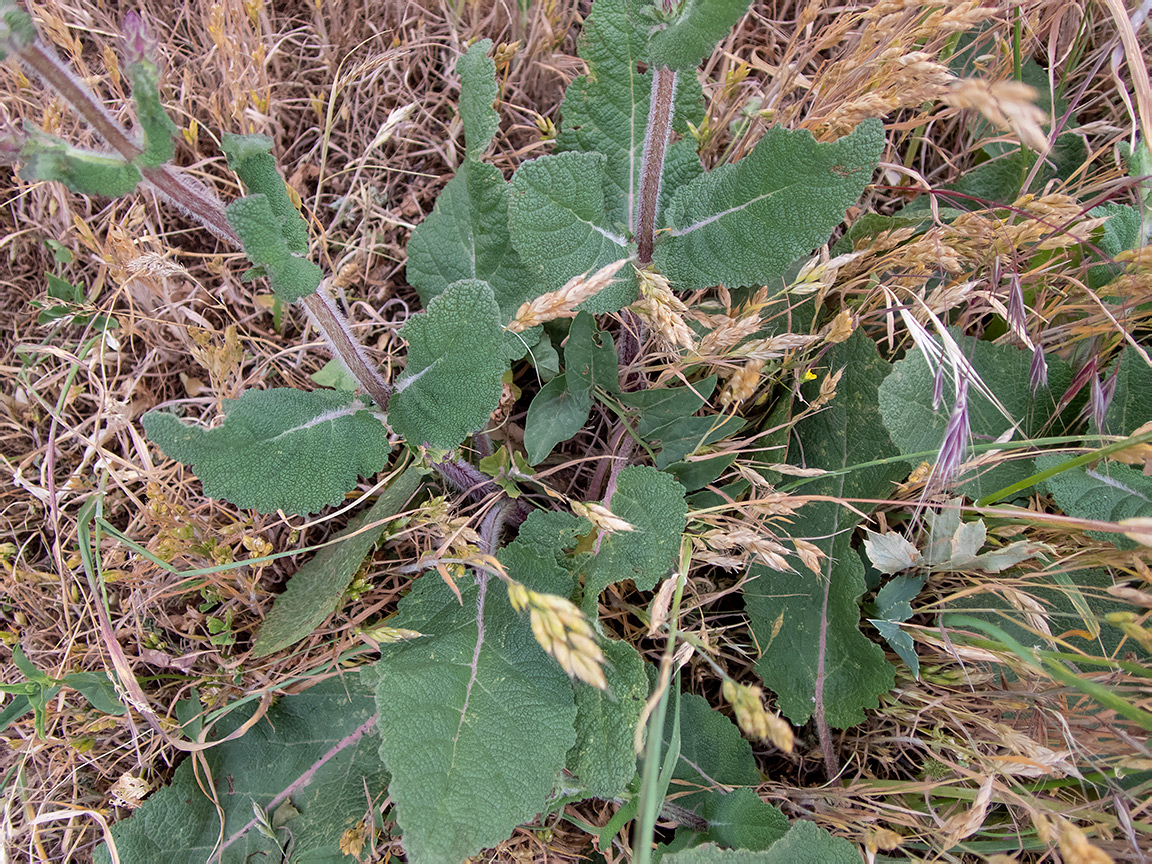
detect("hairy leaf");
top-left (661, 691), bottom-right (759, 815)
top-left (365, 571), bottom-right (576, 864)
top-left (654, 119), bottom-right (883, 292)
top-left (508, 151), bottom-right (636, 312)
top-left (704, 788), bottom-right (789, 851)
top-left (1038, 454), bottom-right (1152, 550)
top-left (143, 388), bottom-right (392, 515)
top-left (251, 465), bottom-right (423, 657)
top-left (1104, 345), bottom-right (1152, 436)
top-left (388, 279), bottom-right (507, 449)
top-left (457, 39), bottom-right (499, 160)
top-left (556, 0), bottom-right (704, 230)
top-left (224, 194), bottom-right (322, 303)
top-left (127, 59), bottom-right (178, 167)
top-left (746, 333), bottom-right (904, 727)
top-left (664, 820), bottom-right (861, 864)
top-left (221, 133), bottom-right (309, 253)
top-left (878, 330), bottom-right (1074, 498)
top-left (583, 466), bottom-right (687, 609)
top-left (405, 160), bottom-right (536, 319)
top-left (95, 673), bottom-right (385, 864)
top-left (524, 373), bottom-right (593, 465)
top-left (647, 0), bottom-right (752, 71)
top-left (569, 638), bottom-right (648, 798)
top-left (18, 131), bottom-right (141, 196)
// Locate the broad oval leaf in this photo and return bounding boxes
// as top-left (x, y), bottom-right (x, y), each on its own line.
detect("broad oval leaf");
top-left (654, 119), bottom-right (883, 292)
top-left (524, 373), bottom-right (593, 465)
top-left (143, 387), bottom-right (393, 516)
top-left (664, 819), bottom-right (861, 864)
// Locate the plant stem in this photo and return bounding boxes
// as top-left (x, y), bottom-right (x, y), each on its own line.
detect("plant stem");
top-left (636, 66), bottom-right (678, 264)
top-left (12, 26), bottom-right (394, 407)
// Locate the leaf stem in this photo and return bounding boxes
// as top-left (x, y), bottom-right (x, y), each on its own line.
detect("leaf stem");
top-left (636, 66), bottom-right (678, 264)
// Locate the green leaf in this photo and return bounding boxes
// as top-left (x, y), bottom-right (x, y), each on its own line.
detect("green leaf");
top-left (616, 376), bottom-right (742, 468)
top-left (647, 0), bottom-right (752, 71)
top-left (128, 59), bottom-right (178, 167)
top-left (224, 194), bottom-right (322, 303)
top-left (18, 130), bottom-right (141, 197)
top-left (1104, 346), bottom-right (1152, 437)
top-left (458, 39), bottom-right (499, 161)
top-left (509, 151), bottom-right (636, 313)
top-left (878, 330), bottom-right (1075, 499)
top-left (583, 466), bottom-right (687, 609)
top-left (388, 279), bottom-right (507, 449)
top-left (365, 572), bottom-right (577, 864)
top-left (59, 671), bottom-right (127, 716)
top-left (866, 574), bottom-right (926, 677)
top-left (661, 692), bottom-right (759, 815)
top-left (221, 133), bottom-right (309, 253)
top-left (746, 332), bottom-right (904, 727)
top-left (524, 373), bottom-right (593, 465)
top-left (251, 464), bottom-right (423, 657)
top-left (143, 387), bottom-right (392, 515)
top-left (556, 0), bottom-right (704, 230)
top-left (569, 638), bottom-right (648, 799)
top-left (703, 788), bottom-right (789, 851)
top-left (664, 820), bottom-right (861, 864)
top-left (566, 312), bottom-right (620, 399)
top-left (653, 119), bottom-right (883, 292)
top-left (95, 673), bottom-right (385, 864)
top-left (406, 161), bottom-right (537, 320)
top-left (1038, 454), bottom-right (1152, 550)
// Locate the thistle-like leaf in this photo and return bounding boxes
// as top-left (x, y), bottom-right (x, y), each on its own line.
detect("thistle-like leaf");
top-left (224, 194), bottom-right (322, 302)
top-left (18, 130), bottom-right (141, 197)
top-left (654, 119), bottom-right (884, 292)
top-left (142, 387), bottom-right (392, 515)
top-left (128, 59), bottom-right (178, 167)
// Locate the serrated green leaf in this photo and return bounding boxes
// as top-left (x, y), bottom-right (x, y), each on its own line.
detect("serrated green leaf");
top-left (406, 161), bottom-right (537, 321)
top-left (1038, 454), bottom-right (1152, 550)
top-left (365, 571), bottom-right (577, 864)
top-left (569, 638), bottom-right (648, 798)
top-left (224, 194), bottom-right (322, 303)
top-left (647, 0), bottom-right (752, 71)
top-left (661, 692), bottom-right (759, 815)
top-left (653, 119), bottom-right (883, 292)
top-left (143, 387), bottom-right (392, 515)
top-left (509, 151), bottom-right (637, 313)
top-left (583, 466), bottom-right (687, 609)
top-left (19, 130), bottom-right (141, 197)
top-left (458, 39), bottom-right (499, 160)
top-left (703, 788), bottom-right (789, 851)
top-left (524, 373), bottom-right (593, 465)
top-left (128, 59), bottom-right (178, 167)
top-left (746, 333), bottom-right (904, 727)
top-left (95, 673), bottom-right (384, 864)
top-left (388, 279), bottom-right (507, 449)
top-left (1104, 346), bottom-right (1152, 437)
top-left (878, 330), bottom-right (1075, 499)
top-left (664, 820), bottom-right (860, 864)
top-left (221, 133), bottom-right (309, 253)
top-left (556, 0), bottom-right (704, 230)
top-left (251, 465), bottom-right (423, 657)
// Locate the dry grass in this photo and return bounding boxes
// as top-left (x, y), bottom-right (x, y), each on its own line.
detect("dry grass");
top-left (2, 0), bottom-right (1150, 862)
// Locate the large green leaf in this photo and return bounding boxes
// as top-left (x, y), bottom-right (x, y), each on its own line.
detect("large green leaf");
top-left (1038, 454), bottom-right (1152, 550)
top-left (127, 58), bottom-right (178, 168)
top-left (251, 464), bottom-right (423, 657)
top-left (18, 131), bottom-right (141, 197)
top-left (703, 788), bottom-right (789, 851)
top-left (661, 692), bottom-right (759, 815)
top-left (524, 373), bottom-right (593, 465)
top-left (583, 466), bottom-right (687, 610)
top-left (878, 331), bottom-right (1074, 499)
top-left (1104, 345), bottom-right (1152, 436)
top-left (508, 151), bottom-right (636, 312)
top-left (664, 819), bottom-right (861, 864)
top-left (457, 39), bottom-right (499, 160)
top-left (388, 279), bottom-right (507, 449)
top-left (616, 376), bottom-right (743, 468)
top-left (569, 638), bottom-right (648, 798)
top-left (95, 673), bottom-right (385, 864)
top-left (222, 133), bottom-right (310, 253)
top-left (143, 388), bottom-right (392, 516)
top-left (647, 0), bottom-right (752, 72)
top-left (555, 0), bottom-right (704, 230)
top-left (745, 332), bottom-right (905, 727)
top-left (225, 194), bottom-right (322, 303)
top-left (653, 120), bottom-right (883, 292)
top-left (365, 570), bottom-right (577, 864)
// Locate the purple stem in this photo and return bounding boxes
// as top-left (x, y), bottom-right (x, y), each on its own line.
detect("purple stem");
top-left (636, 66), bottom-right (678, 264)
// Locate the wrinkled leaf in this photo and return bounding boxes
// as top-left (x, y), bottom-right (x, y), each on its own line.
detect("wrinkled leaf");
top-left (647, 0), bottom-right (752, 71)
top-left (457, 39), bottom-right (499, 160)
top-left (1104, 346), bottom-right (1152, 437)
top-left (1038, 454), bottom-right (1152, 550)
top-left (664, 819), bottom-right (861, 864)
top-left (143, 388), bottom-right (392, 516)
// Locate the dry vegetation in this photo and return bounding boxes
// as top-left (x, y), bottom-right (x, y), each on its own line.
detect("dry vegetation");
top-left (2, 0), bottom-right (1151, 862)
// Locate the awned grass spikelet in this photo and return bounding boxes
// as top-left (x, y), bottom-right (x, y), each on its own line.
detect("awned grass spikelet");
top-left (507, 258), bottom-right (628, 332)
top-left (508, 581), bottom-right (606, 690)
top-left (721, 679), bottom-right (794, 753)
top-left (632, 266), bottom-right (694, 351)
